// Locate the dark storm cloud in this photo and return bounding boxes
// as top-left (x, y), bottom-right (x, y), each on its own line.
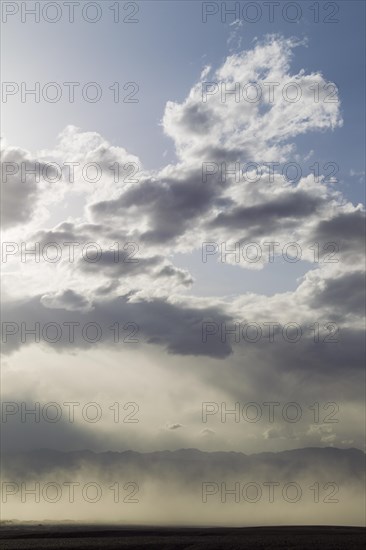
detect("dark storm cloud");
top-left (32, 224), bottom-right (194, 287)
top-left (311, 209), bottom-right (366, 260)
top-left (34, 222), bottom-right (107, 245)
top-left (90, 170), bottom-right (225, 244)
top-left (1, 295), bottom-right (232, 358)
top-left (310, 271), bottom-right (366, 317)
top-left (89, 171), bottom-right (327, 248)
top-left (255, 327), bottom-right (365, 377)
top-left (193, 321), bottom-right (365, 408)
top-left (1, 148), bottom-right (55, 229)
top-left (313, 210), bottom-right (366, 245)
top-left (78, 251), bottom-right (193, 287)
top-left (209, 191), bottom-right (323, 231)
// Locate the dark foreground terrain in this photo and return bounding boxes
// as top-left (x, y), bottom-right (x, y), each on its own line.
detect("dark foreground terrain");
top-left (0, 525), bottom-right (365, 549)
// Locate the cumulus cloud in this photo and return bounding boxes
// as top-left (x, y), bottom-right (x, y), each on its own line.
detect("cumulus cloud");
top-left (163, 35), bottom-right (341, 163)
top-left (1, 147), bottom-right (48, 229)
top-left (40, 289), bottom-right (94, 313)
top-left (78, 36), bottom-right (351, 279)
top-left (1, 35), bottom-right (364, 460)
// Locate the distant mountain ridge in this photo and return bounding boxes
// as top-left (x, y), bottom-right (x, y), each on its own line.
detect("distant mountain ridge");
top-left (2, 447), bottom-right (364, 483)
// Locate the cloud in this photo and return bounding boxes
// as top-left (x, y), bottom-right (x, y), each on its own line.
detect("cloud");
top-left (311, 209), bottom-right (366, 265)
top-left (40, 289), bottom-right (94, 313)
top-left (309, 270), bottom-right (365, 317)
top-left (208, 189), bottom-right (323, 231)
top-left (1, 147), bottom-right (48, 229)
top-left (163, 35), bottom-right (341, 163)
top-left (1, 35), bottom-right (364, 459)
top-left (84, 35), bottom-right (344, 259)
top-left (167, 423), bottom-right (183, 430)
top-left (1, 294), bottom-right (233, 358)
top-left (307, 424), bottom-right (337, 444)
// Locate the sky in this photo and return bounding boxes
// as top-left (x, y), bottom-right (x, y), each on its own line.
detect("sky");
top-left (0, 0), bottom-right (365, 525)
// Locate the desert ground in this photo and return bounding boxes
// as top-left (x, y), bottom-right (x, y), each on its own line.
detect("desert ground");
top-left (0, 525), bottom-right (365, 549)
